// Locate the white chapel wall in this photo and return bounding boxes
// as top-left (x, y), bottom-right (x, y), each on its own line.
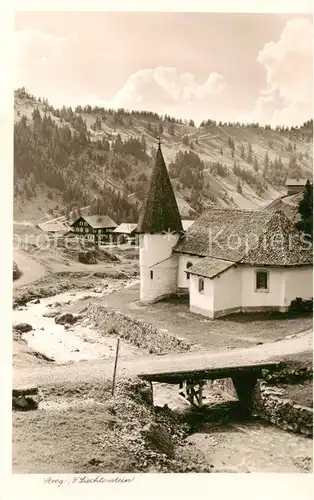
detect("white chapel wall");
top-left (189, 274), bottom-right (214, 318)
top-left (241, 266), bottom-right (285, 309)
top-left (139, 233), bottom-right (180, 303)
top-left (177, 254), bottom-right (202, 288)
top-left (213, 265), bottom-right (241, 314)
top-left (284, 266), bottom-right (313, 306)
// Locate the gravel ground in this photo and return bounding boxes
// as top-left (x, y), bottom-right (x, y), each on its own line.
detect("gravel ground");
top-left (95, 283), bottom-right (313, 350)
top-left (12, 376), bottom-right (313, 474)
top-left (12, 378), bottom-right (210, 474)
top-left (13, 330), bottom-right (312, 391)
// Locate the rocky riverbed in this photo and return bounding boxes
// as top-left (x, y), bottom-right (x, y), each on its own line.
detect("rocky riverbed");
top-left (13, 280), bottom-right (141, 363)
top-left (12, 282), bottom-right (313, 473)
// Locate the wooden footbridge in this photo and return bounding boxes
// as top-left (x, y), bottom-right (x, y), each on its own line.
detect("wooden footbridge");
top-left (139, 360), bottom-right (281, 409)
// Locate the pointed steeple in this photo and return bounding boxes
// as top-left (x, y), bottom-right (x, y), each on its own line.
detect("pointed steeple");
top-left (137, 140), bottom-right (183, 233)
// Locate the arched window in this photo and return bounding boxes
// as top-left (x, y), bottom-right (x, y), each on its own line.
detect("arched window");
top-left (186, 261), bottom-right (193, 280)
top-left (198, 277), bottom-right (204, 293)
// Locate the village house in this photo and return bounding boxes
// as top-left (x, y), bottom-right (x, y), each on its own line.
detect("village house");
top-left (36, 220), bottom-right (69, 235)
top-left (70, 214), bottom-right (117, 244)
top-left (137, 143), bottom-right (313, 319)
top-left (114, 223), bottom-right (138, 245)
top-left (285, 178), bottom-right (308, 196)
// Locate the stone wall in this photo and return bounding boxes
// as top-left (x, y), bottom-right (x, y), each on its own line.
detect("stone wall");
top-left (86, 303), bottom-right (191, 354)
top-left (252, 380), bottom-right (313, 437)
top-left (210, 375), bottom-right (313, 438)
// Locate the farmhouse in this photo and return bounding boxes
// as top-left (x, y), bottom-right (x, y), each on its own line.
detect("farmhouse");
top-left (70, 214), bottom-right (117, 244)
top-left (137, 143), bottom-right (313, 318)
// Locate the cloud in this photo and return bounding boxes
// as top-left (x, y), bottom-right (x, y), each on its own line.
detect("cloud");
top-left (92, 66), bottom-right (226, 123)
top-left (15, 28), bottom-right (67, 90)
top-left (254, 18), bottom-right (312, 126)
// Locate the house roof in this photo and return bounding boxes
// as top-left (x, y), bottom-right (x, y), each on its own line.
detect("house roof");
top-left (174, 208), bottom-right (274, 260)
top-left (114, 223), bottom-right (138, 234)
top-left (266, 197), bottom-right (301, 224)
top-left (71, 215), bottom-right (117, 229)
top-left (187, 257), bottom-right (235, 279)
top-left (137, 144), bottom-right (183, 234)
top-left (36, 221), bottom-right (68, 233)
top-left (265, 192), bottom-right (302, 224)
top-left (240, 210), bottom-right (313, 266)
top-left (285, 178), bottom-right (308, 187)
top-left (266, 192), bottom-right (303, 210)
top-left (174, 207), bottom-right (312, 271)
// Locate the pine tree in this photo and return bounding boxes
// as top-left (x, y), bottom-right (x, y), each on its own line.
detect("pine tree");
top-left (168, 123), bottom-right (175, 135)
top-left (247, 143), bottom-right (253, 163)
top-left (264, 150), bottom-right (269, 169)
top-left (237, 179), bottom-right (242, 194)
top-left (297, 180), bottom-right (313, 237)
top-left (141, 135), bottom-right (147, 152)
top-left (254, 156), bottom-right (259, 172)
top-left (228, 137), bottom-right (235, 150)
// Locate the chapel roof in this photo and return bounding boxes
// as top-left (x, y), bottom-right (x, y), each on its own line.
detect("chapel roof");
top-left (174, 208), bottom-right (312, 270)
top-left (187, 257), bottom-right (234, 279)
top-left (137, 142), bottom-right (183, 234)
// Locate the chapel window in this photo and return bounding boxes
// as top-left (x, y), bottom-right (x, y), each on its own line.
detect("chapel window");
top-left (198, 277), bottom-right (204, 293)
top-left (255, 270), bottom-right (269, 291)
top-left (186, 262), bottom-right (193, 280)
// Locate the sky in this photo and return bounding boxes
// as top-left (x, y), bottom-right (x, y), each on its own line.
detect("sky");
top-left (14, 11), bottom-right (313, 126)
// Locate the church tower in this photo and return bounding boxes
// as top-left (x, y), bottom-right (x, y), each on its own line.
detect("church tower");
top-left (137, 139), bottom-right (183, 303)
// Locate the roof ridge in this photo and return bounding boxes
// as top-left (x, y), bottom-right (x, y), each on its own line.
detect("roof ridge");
top-left (199, 207), bottom-right (265, 213)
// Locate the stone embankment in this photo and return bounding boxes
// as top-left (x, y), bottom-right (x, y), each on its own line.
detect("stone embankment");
top-left (251, 360), bottom-right (313, 437)
top-left (252, 380), bottom-right (313, 437)
top-left (85, 303), bottom-right (191, 354)
top-left (214, 362), bottom-right (313, 437)
top-left (103, 378), bottom-right (210, 473)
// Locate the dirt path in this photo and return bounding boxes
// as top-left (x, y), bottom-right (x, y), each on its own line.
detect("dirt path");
top-left (13, 250), bottom-right (46, 289)
top-left (13, 330), bottom-right (312, 390)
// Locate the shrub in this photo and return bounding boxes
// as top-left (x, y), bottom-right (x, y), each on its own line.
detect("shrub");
top-left (289, 297), bottom-right (313, 313)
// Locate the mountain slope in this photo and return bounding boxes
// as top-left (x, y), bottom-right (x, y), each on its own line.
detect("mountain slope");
top-left (14, 88), bottom-right (313, 223)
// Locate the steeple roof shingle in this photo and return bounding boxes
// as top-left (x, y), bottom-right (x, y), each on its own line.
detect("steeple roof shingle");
top-left (137, 144), bottom-right (183, 233)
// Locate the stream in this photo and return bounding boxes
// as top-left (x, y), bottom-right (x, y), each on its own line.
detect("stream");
top-left (13, 286), bottom-right (313, 473)
top-left (153, 383), bottom-right (313, 472)
top-left (13, 282), bottom-right (140, 363)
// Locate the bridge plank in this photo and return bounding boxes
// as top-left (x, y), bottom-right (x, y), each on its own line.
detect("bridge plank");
top-left (139, 361), bottom-right (280, 384)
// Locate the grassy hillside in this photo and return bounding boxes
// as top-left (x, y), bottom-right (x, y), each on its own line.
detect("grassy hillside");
top-left (14, 87), bottom-right (313, 223)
